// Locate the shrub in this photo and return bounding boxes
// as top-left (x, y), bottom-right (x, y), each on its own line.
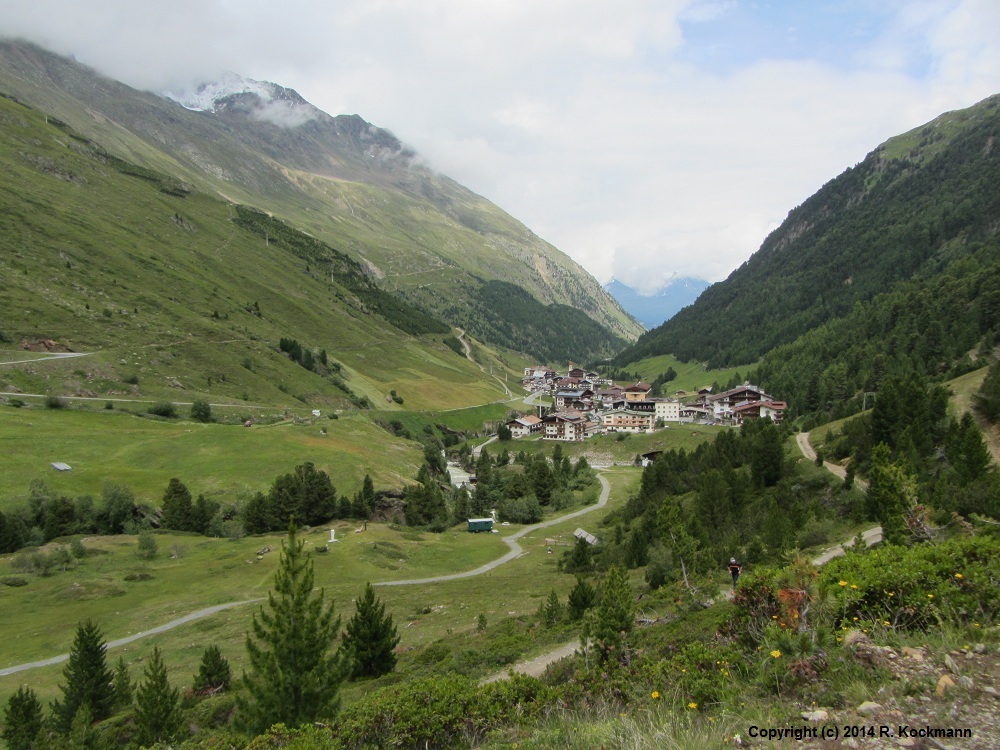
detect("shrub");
top-left (8, 399), bottom-right (24, 408)
top-left (0, 576), bottom-right (29, 587)
top-left (123, 373), bottom-right (140, 385)
top-left (148, 402), bottom-right (176, 418)
top-left (190, 400), bottom-right (212, 423)
top-left (335, 674), bottom-right (549, 749)
top-left (821, 535), bottom-right (1000, 630)
top-left (44, 395), bottom-right (66, 409)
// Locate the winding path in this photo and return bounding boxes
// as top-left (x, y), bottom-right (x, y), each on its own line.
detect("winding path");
top-left (375, 474), bottom-right (611, 587)
top-left (0, 600), bottom-right (259, 677)
top-left (1, 475), bottom-right (612, 675)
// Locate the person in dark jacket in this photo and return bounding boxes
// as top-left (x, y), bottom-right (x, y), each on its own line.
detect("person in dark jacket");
top-left (728, 558), bottom-right (742, 587)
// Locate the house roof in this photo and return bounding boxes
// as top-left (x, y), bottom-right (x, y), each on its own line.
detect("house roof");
top-left (545, 409), bottom-right (587, 423)
top-left (624, 382), bottom-right (651, 392)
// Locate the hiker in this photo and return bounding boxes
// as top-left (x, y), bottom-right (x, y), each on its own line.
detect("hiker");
top-left (728, 558), bottom-right (742, 587)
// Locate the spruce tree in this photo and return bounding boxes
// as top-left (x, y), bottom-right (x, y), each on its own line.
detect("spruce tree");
top-left (3, 686), bottom-right (43, 750)
top-left (342, 582), bottom-right (400, 679)
top-left (193, 645), bottom-right (231, 693)
top-left (239, 524), bottom-right (348, 732)
top-left (592, 565), bottom-right (634, 664)
top-left (567, 577), bottom-right (597, 620)
top-left (132, 647), bottom-right (181, 748)
top-left (111, 656), bottom-right (132, 709)
top-left (51, 620), bottom-right (115, 732)
top-left (540, 589), bottom-right (562, 626)
top-left (161, 478), bottom-right (194, 531)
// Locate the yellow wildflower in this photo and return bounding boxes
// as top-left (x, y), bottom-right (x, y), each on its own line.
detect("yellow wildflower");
top-left (651, 691), bottom-right (660, 700)
top-left (688, 702), bottom-right (698, 710)
top-left (839, 580), bottom-right (848, 587)
top-left (770, 650), bottom-right (782, 658)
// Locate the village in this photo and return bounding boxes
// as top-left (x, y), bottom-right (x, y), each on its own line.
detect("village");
top-left (506, 364), bottom-right (787, 442)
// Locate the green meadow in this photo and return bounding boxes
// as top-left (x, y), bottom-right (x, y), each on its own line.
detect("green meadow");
top-left (627, 353), bottom-right (755, 393)
top-left (0, 405), bottom-right (424, 510)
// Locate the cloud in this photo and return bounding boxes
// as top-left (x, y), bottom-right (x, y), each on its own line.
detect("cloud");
top-left (2, 0), bottom-right (999, 289)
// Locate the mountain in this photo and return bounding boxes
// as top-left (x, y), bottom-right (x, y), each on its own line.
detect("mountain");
top-left (614, 94), bottom-right (1000, 418)
top-left (604, 277), bottom-right (710, 330)
top-left (0, 90), bottom-right (512, 411)
top-left (0, 40), bottom-right (640, 361)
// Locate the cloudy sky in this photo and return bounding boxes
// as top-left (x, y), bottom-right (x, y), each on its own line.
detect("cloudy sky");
top-left (4, 1), bottom-right (1000, 291)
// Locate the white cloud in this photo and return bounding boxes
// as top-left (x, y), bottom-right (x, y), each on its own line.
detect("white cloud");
top-left (2, 0), bottom-right (999, 290)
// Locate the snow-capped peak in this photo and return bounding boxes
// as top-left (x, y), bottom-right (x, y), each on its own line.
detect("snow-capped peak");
top-left (163, 73), bottom-right (279, 112)
top-left (162, 73), bottom-right (318, 128)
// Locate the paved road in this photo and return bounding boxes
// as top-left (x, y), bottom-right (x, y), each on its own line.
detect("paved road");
top-left (375, 474), bottom-right (611, 588)
top-left (0, 600), bottom-right (259, 677)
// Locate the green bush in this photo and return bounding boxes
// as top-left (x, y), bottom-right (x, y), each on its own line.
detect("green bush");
top-left (821, 536), bottom-right (1000, 630)
top-left (148, 402), bottom-right (177, 418)
top-left (44, 394), bottom-right (66, 409)
top-left (335, 674), bottom-right (549, 749)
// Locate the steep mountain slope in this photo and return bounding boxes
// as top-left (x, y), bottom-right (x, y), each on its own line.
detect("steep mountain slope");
top-left (0, 92), bottom-right (504, 410)
top-left (616, 94), bottom-right (1000, 380)
top-left (0, 40), bottom-right (640, 356)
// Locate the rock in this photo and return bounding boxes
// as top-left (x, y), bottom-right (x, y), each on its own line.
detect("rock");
top-left (857, 701), bottom-right (882, 716)
top-left (973, 643), bottom-right (987, 654)
top-left (901, 646), bottom-right (925, 661)
top-left (936, 674), bottom-right (956, 697)
top-left (957, 675), bottom-right (974, 689)
top-left (802, 709), bottom-right (829, 722)
top-left (944, 654), bottom-right (961, 674)
top-left (983, 685), bottom-right (999, 698)
top-left (896, 738), bottom-right (915, 748)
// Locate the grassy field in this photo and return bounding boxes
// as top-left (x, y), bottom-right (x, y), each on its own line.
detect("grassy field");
top-left (0, 468), bottom-right (639, 707)
top-left (624, 353), bottom-right (755, 394)
top-left (0, 404), bottom-right (424, 510)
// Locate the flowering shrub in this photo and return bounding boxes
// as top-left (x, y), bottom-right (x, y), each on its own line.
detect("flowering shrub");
top-left (821, 536), bottom-right (1000, 630)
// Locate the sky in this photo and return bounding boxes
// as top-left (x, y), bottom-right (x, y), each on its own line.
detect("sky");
top-left (4, 1), bottom-right (1000, 292)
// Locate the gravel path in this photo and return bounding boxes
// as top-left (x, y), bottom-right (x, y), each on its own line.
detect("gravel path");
top-left (0, 600), bottom-right (259, 677)
top-left (486, 436), bottom-right (887, 684)
top-left (375, 474), bottom-right (611, 587)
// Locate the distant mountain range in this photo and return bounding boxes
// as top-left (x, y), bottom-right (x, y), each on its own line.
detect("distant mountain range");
top-left (604, 278), bottom-right (711, 330)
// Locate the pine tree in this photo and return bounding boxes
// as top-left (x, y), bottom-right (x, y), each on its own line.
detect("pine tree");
top-left (132, 647), bottom-right (182, 748)
top-left (342, 583), bottom-right (400, 679)
top-left (238, 524), bottom-right (348, 732)
top-left (567, 536), bottom-right (592, 572)
top-left (540, 589), bottom-right (562, 627)
top-left (193, 645), bottom-right (231, 693)
top-left (593, 565), bottom-right (634, 664)
top-left (567, 577), bottom-right (597, 620)
top-left (3, 686), bottom-right (43, 750)
top-left (161, 478), bottom-right (194, 531)
top-left (111, 656), bottom-right (132, 709)
top-left (866, 443), bottom-right (914, 545)
top-left (51, 620), bottom-right (115, 732)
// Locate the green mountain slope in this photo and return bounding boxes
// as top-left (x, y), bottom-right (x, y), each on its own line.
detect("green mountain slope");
top-left (614, 94), bottom-right (1000, 417)
top-left (0, 40), bottom-right (640, 358)
top-left (0, 92), bottom-right (504, 410)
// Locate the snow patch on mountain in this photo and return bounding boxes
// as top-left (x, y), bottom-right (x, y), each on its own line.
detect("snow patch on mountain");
top-left (163, 73), bottom-right (318, 128)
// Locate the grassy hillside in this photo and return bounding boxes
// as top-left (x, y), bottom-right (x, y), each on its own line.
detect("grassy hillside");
top-left (0, 40), bottom-right (642, 357)
top-left (0, 92), bottom-right (516, 410)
